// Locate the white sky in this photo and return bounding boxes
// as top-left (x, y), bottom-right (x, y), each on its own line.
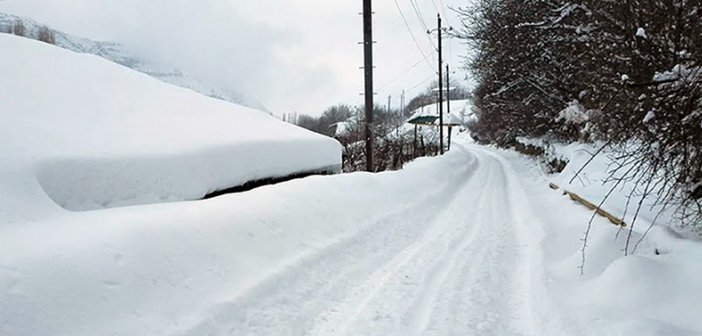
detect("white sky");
top-left (0, 0), bottom-right (470, 116)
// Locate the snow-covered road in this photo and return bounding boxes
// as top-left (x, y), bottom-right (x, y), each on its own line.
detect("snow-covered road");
top-left (4, 139), bottom-right (700, 336)
top-left (3, 33), bottom-right (701, 336)
top-left (178, 146), bottom-right (571, 336)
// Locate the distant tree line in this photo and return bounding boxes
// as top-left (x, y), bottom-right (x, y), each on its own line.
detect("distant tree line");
top-left (3, 19), bottom-right (56, 44)
top-left (295, 105), bottom-right (355, 138)
top-left (458, 0), bottom-right (701, 229)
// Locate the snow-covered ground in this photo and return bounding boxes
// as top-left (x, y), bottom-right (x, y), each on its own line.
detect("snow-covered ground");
top-left (2, 33), bottom-right (701, 336)
top-left (4, 127), bottom-right (700, 335)
top-left (0, 12), bottom-right (267, 110)
top-left (0, 34), bottom-right (340, 215)
top-left (513, 143), bottom-right (702, 336)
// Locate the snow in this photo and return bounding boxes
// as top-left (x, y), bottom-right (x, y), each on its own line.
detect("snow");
top-left (556, 100), bottom-right (589, 124)
top-left (332, 118), bottom-right (356, 137)
top-left (643, 110), bottom-right (656, 123)
top-left (0, 12), bottom-right (267, 110)
top-left (0, 34), bottom-right (340, 214)
top-left (407, 99), bottom-right (473, 125)
top-left (504, 143), bottom-right (702, 335)
top-left (2, 34), bottom-right (701, 336)
top-left (0, 131), bottom-right (478, 335)
top-left (653, 63), bottom-right (700, 84)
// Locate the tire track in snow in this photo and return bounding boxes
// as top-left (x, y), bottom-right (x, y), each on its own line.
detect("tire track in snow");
top-left (404, 163), bottom-right (495, 334)
top-left (318, 147), bottom-right (569, 336)
top-left (174, 153), bottom-right (480, 336)
top-left (310, 162), bottom-right (493, 335)
top-left (418, 150), bottom-right (532, 335)
top-left (175, 144), bottom-right (574, 336)
top-left (480, 147), bottom-right (580, 336)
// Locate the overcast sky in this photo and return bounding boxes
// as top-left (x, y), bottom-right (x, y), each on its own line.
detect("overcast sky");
top-left (0, 0), bottom-right (470, 116)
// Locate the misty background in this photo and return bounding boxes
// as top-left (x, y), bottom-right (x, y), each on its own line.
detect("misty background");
top-left (0, 0), bottom-right (467, 115)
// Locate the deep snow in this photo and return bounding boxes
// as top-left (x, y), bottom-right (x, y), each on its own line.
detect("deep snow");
top-left (0, 13), bottom-right (267, 110)
top-left (0, 34), bottom-right (341, 215)
top-left (4, 132), bottom-right (700, 335)
top-left (2, 33), bottom-right (701, 336)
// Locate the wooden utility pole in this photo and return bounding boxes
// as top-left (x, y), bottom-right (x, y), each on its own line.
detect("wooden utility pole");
top-left (363, 0), bottom-right (374, 171)
top-left (446, 63), bottom-right (452, 151)
top-left (437, 14), bottom-right (444, 155)
top-left (400, 89), bottom-right (405, 115)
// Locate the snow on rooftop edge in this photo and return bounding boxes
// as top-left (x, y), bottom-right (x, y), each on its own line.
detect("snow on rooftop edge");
top-left (0, 34), bottom-right (341, 216)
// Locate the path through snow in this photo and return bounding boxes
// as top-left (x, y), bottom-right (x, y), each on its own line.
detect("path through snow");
top-left (178, 145), bottom-right (574, 336)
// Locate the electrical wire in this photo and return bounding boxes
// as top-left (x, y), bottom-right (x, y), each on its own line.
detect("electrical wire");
top-left (392, 0), bottom-right (436, 73)
top-left (409, 0), bottom-right (430, 32)
top-left (409, 0), bottom-right (437, 50)
top-left (408, 72), bottom-right (436, 92)
top-left (378, 57), bottom-right (426, 91)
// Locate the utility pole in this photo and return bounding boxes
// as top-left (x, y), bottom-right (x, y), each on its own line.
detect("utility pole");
top-left (437, 14), bottom-right (444, 155)
top-left (446, 63), bottom-right (451, 116)
top-left (387, 94), bottom-right (392, 113)
top-left (446, 63), bottom-right (452, 151)
top-left (362, 0), bottom-right (374, 172)
top-left (400, 89), bottom-right (405, 115)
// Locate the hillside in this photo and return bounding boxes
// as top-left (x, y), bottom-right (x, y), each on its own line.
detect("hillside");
top-left (0, 12), bottom-right (267, 111)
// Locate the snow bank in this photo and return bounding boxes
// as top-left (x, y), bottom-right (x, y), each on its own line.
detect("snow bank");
top-left (0, 135), bottom-right (476, 336)
top-left (506, 140), bottom-right (702, 335)
top-left (0, 34), bottom-right (341, 214)
top-left (549, 142), bottom-right (677, 228)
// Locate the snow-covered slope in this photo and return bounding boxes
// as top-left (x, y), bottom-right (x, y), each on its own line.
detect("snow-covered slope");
top-left (406, 99), bottom-right (473, 124)
top-left (0, 12), bottom-right (267, 111)
top-left (0, 34), bottom-right (340, 215)
top-left (508, 142), bottom-right (702, 336)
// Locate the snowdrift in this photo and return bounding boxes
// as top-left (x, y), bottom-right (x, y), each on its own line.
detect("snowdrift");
top-left (509, 139), bottom-right (702, 335)
top-left (0, 131), bottom-right (476, 335)
top-left (0, 33), bottom-right (341, 213)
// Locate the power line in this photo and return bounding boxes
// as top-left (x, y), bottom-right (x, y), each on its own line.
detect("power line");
top-left (409, 0), bottom-right (430, 31)
top-left (378, 57), bottom-right (425, 91)
top-left (409, 0), bottom-right (437, 50)
top-left (408, 72), bottom-right (436, 92)
top-left (392, 0), bottom-right (435, 73)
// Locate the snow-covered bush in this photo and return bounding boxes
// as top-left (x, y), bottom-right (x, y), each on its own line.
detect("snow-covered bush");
top-left (458, 0), bottom-right (701, 229)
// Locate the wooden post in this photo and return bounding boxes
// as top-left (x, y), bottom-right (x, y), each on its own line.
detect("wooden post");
top-left (448, 126), bottom-right (452, 151)
top-left (413, 124), bottom-right (418, 157)
top-left (437, 14), bottom-right (444, 155)
top-left (363, 0), bottom-right (374, 171)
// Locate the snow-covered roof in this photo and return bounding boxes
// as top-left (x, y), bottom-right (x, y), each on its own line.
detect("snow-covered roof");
top-left (407, 99), bottom-right (472, 126)
top-left (332, 117), bottom-right (356, 137)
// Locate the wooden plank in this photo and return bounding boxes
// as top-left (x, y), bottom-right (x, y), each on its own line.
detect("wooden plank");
top-left (549, 183), bottom-right (627, 227)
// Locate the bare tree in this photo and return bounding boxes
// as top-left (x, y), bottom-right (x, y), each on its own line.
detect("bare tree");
top-left (37, 25), bottom-right (56, 45)
top-left (12, 20), bottom-right (25, 37)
